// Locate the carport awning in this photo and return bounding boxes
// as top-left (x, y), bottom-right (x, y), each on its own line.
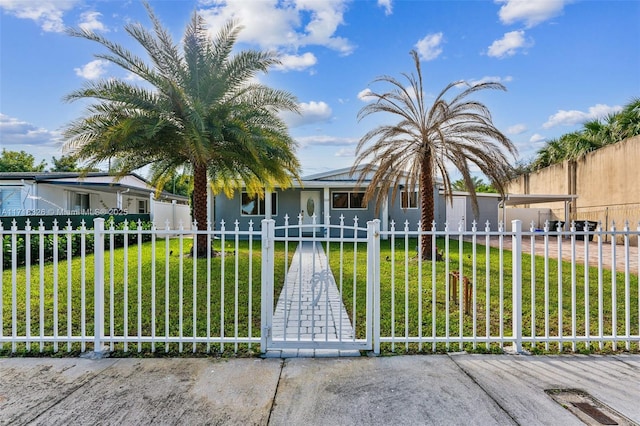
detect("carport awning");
top-left (500, 194), bottom-right (577, 206)
top-left (499, 194), bottom-right (578, 230)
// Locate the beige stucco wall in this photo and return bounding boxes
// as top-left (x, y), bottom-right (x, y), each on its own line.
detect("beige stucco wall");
top-left (506, 135), bottom-right (640, 243)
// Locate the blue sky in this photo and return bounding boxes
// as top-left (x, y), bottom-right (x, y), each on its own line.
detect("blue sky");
top-left (1, 0), bottom-right (639, 177)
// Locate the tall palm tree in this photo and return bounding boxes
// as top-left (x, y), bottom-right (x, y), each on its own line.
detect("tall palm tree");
top-left (353, 50), bottom-right (516, 259)
top-left (63, 3), bottom-right (300, 255)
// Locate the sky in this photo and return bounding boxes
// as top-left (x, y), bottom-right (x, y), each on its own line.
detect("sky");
top-left (1, 0), bottom-right (639, 179)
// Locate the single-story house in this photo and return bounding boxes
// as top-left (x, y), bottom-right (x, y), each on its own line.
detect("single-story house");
top-left (0, 172), bottom-right (191, 228)
top-left (212, 166), bottom-right (503, 236)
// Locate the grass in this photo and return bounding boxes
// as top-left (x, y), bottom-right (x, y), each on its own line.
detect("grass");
top-left (1, 237), bottom-right (294, 356)
top-left (326, 237), bottom-right (639, 355)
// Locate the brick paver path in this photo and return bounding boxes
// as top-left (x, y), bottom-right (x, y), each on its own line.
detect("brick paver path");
top-left (483, 235), bottom-right (638, 273)
top-left (268, 241), bottom-right (359, 357)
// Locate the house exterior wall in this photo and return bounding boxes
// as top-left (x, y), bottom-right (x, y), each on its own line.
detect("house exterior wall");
top-left (0, 181), bottom-right (156, 216)
top-left (214, 185), bottom-right (432, 236)
top-left (437, 192), bottom-right (501, 231)
top-left (27, 185), bottom-right (152, 215)
top-left (471, 194), bottom-right (501, 229)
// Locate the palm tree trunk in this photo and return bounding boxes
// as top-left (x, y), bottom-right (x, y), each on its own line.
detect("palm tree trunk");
top-left (192, 162), bottom-right (208, 257)
top-left (420, 155), bottom-right (436, 260)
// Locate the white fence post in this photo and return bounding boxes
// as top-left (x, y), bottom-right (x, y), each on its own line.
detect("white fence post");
top-left (511, 219), bottom-right (523, 353)
top-left (368, 219), bottom-right (381, 354)
top-left (260, 219), bottom-right (275, 353)
top-left (93, 218), bottom-right (105, 355)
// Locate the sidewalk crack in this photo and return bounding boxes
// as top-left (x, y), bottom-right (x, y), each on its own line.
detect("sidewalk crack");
top-left (24, 359), bottom-right (118, 425)
top-left (266, 359), bottom-right (286, 425)
top-left (447, 354), bottom-right (521, 426)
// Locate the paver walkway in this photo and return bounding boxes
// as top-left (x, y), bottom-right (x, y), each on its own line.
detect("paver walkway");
top-left (268, 241), bottom-right (359, 358)
top-left (482, 235), bottom-right (638, 272)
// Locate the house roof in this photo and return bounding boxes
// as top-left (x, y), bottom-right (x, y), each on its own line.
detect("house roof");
top-left (301, 164), bottom-right (370, 182)
top-left (0, 172), bottom-right (188, 202)
top-left (296, 164), bottom-right (443, 189)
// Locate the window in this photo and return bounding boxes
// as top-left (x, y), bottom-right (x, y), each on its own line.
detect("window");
top-left (401, 191), bottom-right (418, 209)
top-left (72, 192), bottom-right (89, 211)
top-left (0, 187), bottom-right (22, 215)
top-left (331, 191), bottom-right (367, 209)
top-left (138, 199), bottom-right (148, 214)
top-left (241, 192), bottom-right (277, 216)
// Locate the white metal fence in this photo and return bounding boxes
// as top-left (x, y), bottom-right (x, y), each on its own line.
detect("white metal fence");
top-left (1, 216), bottom-right (638, 355)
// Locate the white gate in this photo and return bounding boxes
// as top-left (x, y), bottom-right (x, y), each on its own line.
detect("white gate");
top-left (260, 217), bottom-right (379, 352)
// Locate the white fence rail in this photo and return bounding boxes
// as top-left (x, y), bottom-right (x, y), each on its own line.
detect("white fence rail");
top-left (1, 216), bottom-right (638, 355)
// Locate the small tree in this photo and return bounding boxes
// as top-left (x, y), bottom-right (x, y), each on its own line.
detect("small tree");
top-left (50, 155), bottom-right (80, 172)
top-left (0, 149), bottom-right (46, 172)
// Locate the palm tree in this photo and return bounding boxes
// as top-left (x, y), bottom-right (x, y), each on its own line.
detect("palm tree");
top-left (451, 176), bottom-right (485, 192)
top-left (63, 3), bottom-right (300, 255)
top-left (560, 130), bottom-right (602, 161)
top-left (353, 50), bottom-right (516, 259)
top-left (532, 138), bottom-right (567, 170)
top-left (612, 97), bottom-right (640, 141)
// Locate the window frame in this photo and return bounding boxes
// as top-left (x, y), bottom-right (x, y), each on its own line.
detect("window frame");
top-left (138, 199), bottom-right (148, 214)
top-left (331, 191), bottom-right (368, 210)
top-left (240, 192), bottom-right (278, 216)
top-left (401, 190), bottom-right (419, 209)
top-left (71, 192), bottom-right (90, 211)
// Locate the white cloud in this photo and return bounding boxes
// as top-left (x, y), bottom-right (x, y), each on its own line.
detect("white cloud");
top-left (469, 75), bottom-right (513, 86)
top-left (198, 0), bottom-right (355, 56)
top-left (281, 101), bottom-right (332, 128)
top-left (415, 32), bottom-right (443, 61)
top-left (0, 113), bottom-right (61, 147)
top-left (507, 124), bottom-right (527, 135)
top-left (274, 52), bottom-right (317, 71)
top-left (335, 148), bottom-right (356, 157)
top-left (543, 104), bottom-right (623, 128)
top-left (496, 0), bottom-right (568, 28)
top-left (357, 88), bottom-right (375, 102)
top-left (78, 11), bottom-right (108, 32)
top-left (529, 133), bottom-right (546, 143)
top-left (74, 59), bottom-right (109, 79)
top-left (487, 30), bottom-right (531, 58)
top-left (296, 135), bottom-right (358, 148)
top-left (378, 0), bottom-right (393, 16)
top-left (124, 71), bottom-right (144, 82)
top-left (0, 0), bottom-right (78, 32)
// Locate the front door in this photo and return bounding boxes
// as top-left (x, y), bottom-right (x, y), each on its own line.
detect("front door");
top-left (300, 191), bottom-right (321, 228)
top-left (447, 196), bottom-right (466, 231)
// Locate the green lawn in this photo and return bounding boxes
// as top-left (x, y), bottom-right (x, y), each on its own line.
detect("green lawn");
top-left (327, 237), bottom-right (640, 354)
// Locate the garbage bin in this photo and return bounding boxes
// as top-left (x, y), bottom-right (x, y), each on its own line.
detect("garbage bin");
top-left (547, 220), bottom-right (565, 231)
top-left (574, 220), bottom-right (598, 241)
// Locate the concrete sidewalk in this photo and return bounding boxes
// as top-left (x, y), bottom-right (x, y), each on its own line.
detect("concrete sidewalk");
top-left (1, 354), bottom-right (639, 425)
